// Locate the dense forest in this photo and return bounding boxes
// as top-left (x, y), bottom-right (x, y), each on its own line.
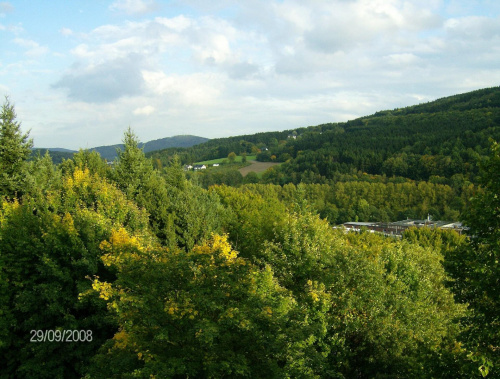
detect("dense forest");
top-left (149, 87), bottom-right (500, 224)
top-left (0, 88), bottom-right (499, 378)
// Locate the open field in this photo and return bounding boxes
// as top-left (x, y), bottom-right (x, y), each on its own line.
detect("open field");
top-left (238, 160), bottom-right (280, 177)
top-left (195, 155), bottom-right (257, 165)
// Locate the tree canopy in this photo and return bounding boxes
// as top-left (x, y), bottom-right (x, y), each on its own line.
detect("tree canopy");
top-left (0, 97), bottom-right (33, 198)
top-left (2, 91), bottom-right (500, 377)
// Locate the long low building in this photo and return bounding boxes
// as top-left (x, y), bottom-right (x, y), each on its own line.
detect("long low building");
top-left (341, 218), bottom-right (465, 237)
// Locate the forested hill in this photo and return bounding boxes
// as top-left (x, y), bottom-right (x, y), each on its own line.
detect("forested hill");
top-left (373, 86), bottom-right (500, 115)
top-left (150, 86), bottom-right (500, 185)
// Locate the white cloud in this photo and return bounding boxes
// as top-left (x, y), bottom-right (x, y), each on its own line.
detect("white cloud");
top-left (192, 33), bottom-right (232, 64)
top-left (445, 15), bottom-right (500, 39)
top-left (276, 0), bottom-right (441, 56)
top-left (0, 83), bottom-right (10, 94)
top-left (385, 53), bottom-right (420, 66)
top-left (53, 53), bottom-right (146, 103)
top-left (109, 0), bottom-right (159, 15)
top-left (12, 0), bottom-right (498, 149)
top-left (13, 38), bottom-right (49, 57)
top-left (60, 27), bottom-right (73, 36)
top-left (2, 23), bottom-right (23, 34)
top-left (133, 105), bottom-right (155, 115)
top-left (69, 19), bottom-right (187, 65)
top-left (0, 1), bottom-right (13, 16)
top-left (155, 15), bottom-right (192, 32)
top-left (142, 70), bottom-right (223, 106)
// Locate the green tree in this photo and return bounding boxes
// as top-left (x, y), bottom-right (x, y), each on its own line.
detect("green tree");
top-left (0, 97), bottom-right (33, 198)
top-left (112, 127), bottom-right (153, 197)
top-left (27, 151), bottom-right (62, 199)
top-left (163, 154), bottom-right (187, 190)
top-left (228, 151), bottom-right (237, 163)
top-left (243, 171), bottom-right (259, 184)
top-left (214, 186), bottom-right (467, 377)
top-left (456, 140), bottom-right (500, 376)
top-left (60, 149), bottom-right (110, 179)
top-left (88, 233), bottom-right (299, 378)
top-left (112, 128), bottom-right (226, 251)
top-left (0, 166), bottom-right (151, 378)
top-left (111, 128), bottom-right (177, 247)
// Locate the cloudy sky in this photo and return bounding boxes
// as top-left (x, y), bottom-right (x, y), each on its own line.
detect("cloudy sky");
top-left (1, 0), bottom-right (499, 149)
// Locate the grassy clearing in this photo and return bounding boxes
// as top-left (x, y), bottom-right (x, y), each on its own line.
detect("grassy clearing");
top-left (195, 155), bottom-right (257, 165)
top-left (238, 161), bottom-right (281, 177)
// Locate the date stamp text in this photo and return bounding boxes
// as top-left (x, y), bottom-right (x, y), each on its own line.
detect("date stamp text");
top-left (30, 329), bottom-right (93, 342)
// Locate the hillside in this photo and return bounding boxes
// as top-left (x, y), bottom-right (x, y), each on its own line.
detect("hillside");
top-left (150, 86), bottom-right (500, 185)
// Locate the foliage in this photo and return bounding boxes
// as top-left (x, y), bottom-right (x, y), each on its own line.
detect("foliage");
top-left (0, 97), bottom-right (33, 198)
top-left (214, 185), bottom-right (468, 377)
top-left (191, 165), bottom-right (244, 188)
top-left (225, 181), bottom-right (470, 224)
top-left (60, 149), bottom-right (110, 179)
top-left (30, 149), bottom-right (75, 165)
top-left (455, 141), bottom-right (500, 376)
top-left (27, 151), bottom-right (63, 200)
top-left (88, 233), bottom-right (300, 378)
top-left (3, 90), bottom-right (499, 377)
top-left (0, 166), bottom-right (150, 378)
top-left (111, 129), bottom-right (228, 251)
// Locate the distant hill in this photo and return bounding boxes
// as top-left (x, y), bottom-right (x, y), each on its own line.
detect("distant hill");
top-left (31, 149), bottom-right (75, 164)
top-left (34, 135), bottom-right (209, 162)
top-left (43, 147), bottom-right (76, 153)
top-left (143, 135), bottom-right (209, 153)
top-left (91, 135), bottom-right (209, 160)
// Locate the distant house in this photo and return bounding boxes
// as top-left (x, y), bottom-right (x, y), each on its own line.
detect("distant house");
top-left (213, 163), bottom-right (220, 167)
top-left (183, 164), bottom-right (193, 171)
top-left (193, 164), bottom-right (207, 170)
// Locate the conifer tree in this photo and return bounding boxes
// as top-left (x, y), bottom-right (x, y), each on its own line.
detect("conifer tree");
top-left (0, 97), bottom-right (33, 198)
top-left (112, 127), bottom-right (153, 196)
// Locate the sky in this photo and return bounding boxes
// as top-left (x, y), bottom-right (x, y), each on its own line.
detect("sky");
top-left (1, 0), bottom-right (500, 150)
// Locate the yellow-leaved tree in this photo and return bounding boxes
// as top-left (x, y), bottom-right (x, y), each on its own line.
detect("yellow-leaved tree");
top-left (0, 162), bottom-right (151, 378)
top-left (87, 231), bottom-right (303, 378)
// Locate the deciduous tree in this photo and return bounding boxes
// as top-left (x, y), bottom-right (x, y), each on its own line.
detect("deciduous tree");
top-left (456, 140), bottom-right (500, 376)
top-left (88, 233), bottom-right (299, 378)
top-left (0, 166), bottom-right (150, 378)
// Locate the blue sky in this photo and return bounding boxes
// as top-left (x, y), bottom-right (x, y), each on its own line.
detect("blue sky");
top-left (1, 0), bottom-right (500, 149)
